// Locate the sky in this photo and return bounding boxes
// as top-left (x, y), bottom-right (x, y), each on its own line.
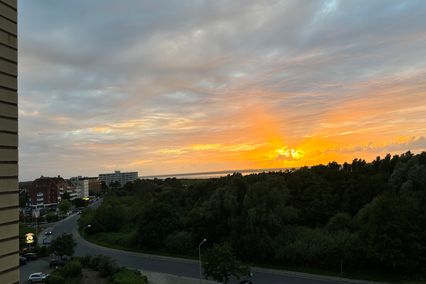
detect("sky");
top-left (18, 0), bottom-right (426, 180)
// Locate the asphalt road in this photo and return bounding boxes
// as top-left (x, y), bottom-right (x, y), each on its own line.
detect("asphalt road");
top-left (19, 257), bottom-right (51, 284)
top-left (43, 201), bottom-right (358, 284)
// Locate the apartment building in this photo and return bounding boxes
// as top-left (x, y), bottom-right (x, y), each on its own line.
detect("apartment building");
top-left (70, 176), bottom-right (102, 197)
top-left (99, 170), bottom-right (138, 187)
top-left (0, 0), bottom-right (18, 283)
top-left (28, 176), bottom-right (76, 208)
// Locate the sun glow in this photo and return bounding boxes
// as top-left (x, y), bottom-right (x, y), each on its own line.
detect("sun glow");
top-left (269, 147), bottom-right (305, 161)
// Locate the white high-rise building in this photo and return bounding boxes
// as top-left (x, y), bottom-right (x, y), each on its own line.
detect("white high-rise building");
top-left (98, 170), bottom-right (138, 187)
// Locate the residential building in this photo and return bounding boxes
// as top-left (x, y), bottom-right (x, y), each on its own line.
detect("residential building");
top-left (70, 176), bottom-right (101, 197)
top-left (0, 0), bottom-right (18, 282)
top-left (87, 178), bottom-right (102, 195)
top-left (28, 176), bottom-right (74, 208)
top-left (99, 170), bottom-right (138, 187)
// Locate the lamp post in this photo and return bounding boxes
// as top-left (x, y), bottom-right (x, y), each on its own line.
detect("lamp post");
top-left (198, 238), bottom-right (207, 284)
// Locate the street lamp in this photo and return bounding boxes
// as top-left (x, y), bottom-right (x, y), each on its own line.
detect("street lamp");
top-left (198, 238), bottom-right (207, 284)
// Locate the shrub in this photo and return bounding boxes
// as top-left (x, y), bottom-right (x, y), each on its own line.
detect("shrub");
top-left (45, 273), bottom-right (65, 284)
top-left (80, 255), bottom-right (92, 268)
top-left (111, 268), bottom-right (148, 284)
top-left (165, 231), bottom-right (193, 255)
top-left (39, 246), bottom-right (49, 256)
top-left (94, 255), bottom-right (118, 277)
top-left (62, 260), bottom-right (82, 278)
top-left (46, 212), bottom-right (59, 223)
top-left (88, 255), bottom-right (102, 270)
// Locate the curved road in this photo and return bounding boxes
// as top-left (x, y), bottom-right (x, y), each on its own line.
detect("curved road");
top-left (50, 205), bottom-right (369, 284)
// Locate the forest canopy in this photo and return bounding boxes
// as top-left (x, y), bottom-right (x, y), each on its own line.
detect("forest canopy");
top-left (79, 151), bottom-right (426, 277)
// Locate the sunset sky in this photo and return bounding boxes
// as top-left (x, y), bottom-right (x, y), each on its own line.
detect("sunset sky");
top-left (19, 0), bottom-right (426, 180)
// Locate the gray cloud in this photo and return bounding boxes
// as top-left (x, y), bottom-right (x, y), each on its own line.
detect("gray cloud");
top-left (18, 0), bottom-right (426, 179)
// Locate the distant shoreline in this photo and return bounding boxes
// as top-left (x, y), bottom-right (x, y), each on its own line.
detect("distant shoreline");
top-left (139, 167), bottom-right (296, 179)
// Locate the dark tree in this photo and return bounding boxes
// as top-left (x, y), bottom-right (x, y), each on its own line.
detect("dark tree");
top-left (50, 233), bottom-right (76, 258)
top-left (202, 243), bottom-right (249, 284)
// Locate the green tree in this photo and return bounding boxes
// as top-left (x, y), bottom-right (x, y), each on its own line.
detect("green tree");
top-left (91, 199), bottom-right (126, 232)
top-left (59, 199), bottom-right (71, 214)
top-left (50, 233), bottom-right (76, 258)
top-left (19, 192), bottom-right (28, 207)
top-left (326, 212), bottom-right (352, 233)
top-left (61, 191), bottom-right (71, 200)
top-left (137, 202), bottom-right (179, 249)
top-left (202, 243), bottom-right (249, 284)
top-left (62, 260), bottom-right (82, 278)
top-left (72, 198), bottom-right (87, 208)
top-left (357, 193), bottom-right (422, 271)
top-left (165, 231), bottom-right (193, 255)
top-left (45, 212), bottom-right (58, 223)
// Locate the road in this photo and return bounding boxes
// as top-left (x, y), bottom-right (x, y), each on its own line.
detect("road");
top-left (42, 202), bottom-right (364, 284)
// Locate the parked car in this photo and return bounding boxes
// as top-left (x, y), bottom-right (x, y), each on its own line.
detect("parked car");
top-left (27, 272), bottom-right (48, 283)
top-left (23, 253), bottom-right (38, 261)
top-left (49, 259), bottom-right (66, 269)
top-left (19, 256), bottom-right (27, 265)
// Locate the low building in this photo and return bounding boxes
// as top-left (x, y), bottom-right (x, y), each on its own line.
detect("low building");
top-left (99, 170), bottom-right (138, 187)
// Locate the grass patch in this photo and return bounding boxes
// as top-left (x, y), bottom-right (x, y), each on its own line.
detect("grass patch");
top-left (79, 228), bottom-right (198, 261)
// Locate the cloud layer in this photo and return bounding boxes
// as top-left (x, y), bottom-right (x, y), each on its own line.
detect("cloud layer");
top-left (18, 0), bottom-right (426, 180)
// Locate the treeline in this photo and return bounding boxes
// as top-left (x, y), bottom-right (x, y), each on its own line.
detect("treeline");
top-left (79, 152), bottom-right (426, 277)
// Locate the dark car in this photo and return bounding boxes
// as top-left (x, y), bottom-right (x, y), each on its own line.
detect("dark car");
top-left (19, 256), bottom-right (27, 265)
top-left (42, 237), bottom-right (52, 245)
top-left (23, 253), bottom-right (38, 261)
top-left (49, 259), bottom-right (66, 269)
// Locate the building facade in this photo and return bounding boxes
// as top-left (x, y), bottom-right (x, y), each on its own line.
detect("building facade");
top-left (70, 176), bottom-right (101, 197)
top-left (28, 177), bottom-right (71, 208)
top-left (0, 0), bottom-right (18, 283)
top-left (99, 170), bottom-right (138, 187)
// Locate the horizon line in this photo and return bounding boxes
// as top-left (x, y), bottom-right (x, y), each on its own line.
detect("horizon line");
top-left (139, 167), bottom-right (298, 179)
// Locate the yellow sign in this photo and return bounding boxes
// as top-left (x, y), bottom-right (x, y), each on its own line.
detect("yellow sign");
top-left (25, 233), bottom-right (34, 244)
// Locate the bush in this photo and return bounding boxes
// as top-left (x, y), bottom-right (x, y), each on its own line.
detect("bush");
top-left (46, 212), bottom-right (59, 223)
top-left (111, 268), bottom-right (148, 284)
top-left (165, 231), bottom-right (193, 255)
top-left (88, 255), bottom-right (102, 270)
top-left (88, 255), bottom-right (118, 277)
top-left (98, 255), bottom-right (118, 277)
top-left (45, 273), bottom-right (65, 284)
top-left (35, 245), bottom-right (49, 257)
top-left (80, 255), bottom-right (92, 268)
top-left (62, 260), bottom-right (82, 278)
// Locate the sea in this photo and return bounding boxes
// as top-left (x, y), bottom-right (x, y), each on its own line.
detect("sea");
top-left (139, 168), bottom-right (295, 180)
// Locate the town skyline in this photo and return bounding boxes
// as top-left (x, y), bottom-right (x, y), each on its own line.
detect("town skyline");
top-left (19, 0), bottom-right (426, 180)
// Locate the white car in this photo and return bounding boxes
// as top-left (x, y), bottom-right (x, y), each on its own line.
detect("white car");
top-left (28, 272), bottom-right (48, 283)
